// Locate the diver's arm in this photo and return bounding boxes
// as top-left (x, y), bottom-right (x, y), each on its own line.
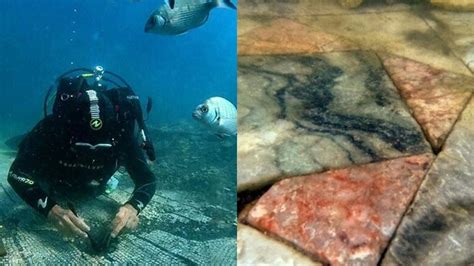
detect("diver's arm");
top-left (8, 162), bottom-right (90, 237)
top-left (123, 139), bottom-right (157, 214)
top-left (7, 121), bottom-right (59, 217)
top-left (111, 140), bottom-right (155, 237)
top-left (7, 153), bottom-right (58, 217)
top-left (7, 125), bottom-right (90, 237)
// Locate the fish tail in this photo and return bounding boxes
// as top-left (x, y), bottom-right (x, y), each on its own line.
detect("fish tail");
top-left (215, 0), bottom-right (236, 9)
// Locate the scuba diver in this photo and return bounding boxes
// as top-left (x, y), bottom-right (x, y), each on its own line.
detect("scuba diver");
top-left (7, 66), bottom-right (156, 241)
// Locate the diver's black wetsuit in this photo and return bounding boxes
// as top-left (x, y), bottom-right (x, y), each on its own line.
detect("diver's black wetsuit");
top-left (7, 114), bottom-right (156, 217)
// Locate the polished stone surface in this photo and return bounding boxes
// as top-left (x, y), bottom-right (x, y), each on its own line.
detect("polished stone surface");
top-left (237, 1), bottom-right (410, 38)
top-left (338, 0), bottom-right (363, 9)
top-left (239, 18), bottom-right (357, 55)
top-left (382, 99), bottom-right (474, 266)
top-left (422, 10), bottom-right (474, 73)
top-left (246, 154), bottom-right (433, 266)
top-left (238, 51), bottom-right (430, 191)
top-left (430, 0), bottom-right (474, 11)
top-left (238, 0), bottom-right (411, 17)
top-left (295, 11), bottom-right (472, 76)
top-left (237, 224), bottom-right (320, 266)
top-left (237, 1), bottom-right (474, 264)
top-left (380, 53), bottom-right (474, 150)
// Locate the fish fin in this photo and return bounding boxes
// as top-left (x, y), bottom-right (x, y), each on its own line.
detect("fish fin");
top-left (215, 0), bottom-right (236, 9)
top-left (198, 13), bottom-right (210, 26)
top-left (165, 0), bottom-right (175, 9)
top-left (146, 96), bottom-right (153, 120)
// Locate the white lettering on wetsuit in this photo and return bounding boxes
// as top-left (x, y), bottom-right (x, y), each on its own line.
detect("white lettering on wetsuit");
top-left (37, 197), bottom-right (48, 209)
top-left (8, 171), bottom-right (35, 185)
top-left (59, 160), bottom-right (104, 170)
top-left (136, 200), bottom-right (144, 211)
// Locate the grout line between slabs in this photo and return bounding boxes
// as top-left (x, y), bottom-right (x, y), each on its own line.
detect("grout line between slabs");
top-left (242, 222), bottom-right (328, 265)
top-left (374, 51), bottom-right (437, 154)
top-left (239, 7), bottom-right (412, 19)
top-left (437, 92), bottom-right (474, 152)
top-left (377, 152), bottom-right (437, 265)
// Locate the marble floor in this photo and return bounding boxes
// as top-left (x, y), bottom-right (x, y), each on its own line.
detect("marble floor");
top-left (237, 1), bottom-right (474, 265)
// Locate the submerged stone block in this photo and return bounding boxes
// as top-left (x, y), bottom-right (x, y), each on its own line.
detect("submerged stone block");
top-left (338, 0), bottom-right (363, 9)
top-left (246, 153), bottom-right (433, 265)
top-left (237, 224), bottom-right (320, 265)
top-left (430, 0), bottom-right (474, 11)
top-left (239, 19), bottom-right (357, 55)
top-left (238, 51), bottom-right (430, 191)
top-left (296, 11), bottom-right (472, 76)
top-left (380, 53), bottom-right (473, 151)
top-left (382, 99), bottom-right (474, 265)
top-left (421, 10), bottom-right (474, 73)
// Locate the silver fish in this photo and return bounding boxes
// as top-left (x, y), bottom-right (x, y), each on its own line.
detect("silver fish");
top-left (192, 97), bottom-right (237, 138)
top-left (145, 0), bottom-right (236, 35)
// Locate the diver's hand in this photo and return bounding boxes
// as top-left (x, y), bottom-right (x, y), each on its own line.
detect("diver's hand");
top-left (47, 205), bottom-right (90, 238)
top-left (111, 204), bottom-right (139, 238)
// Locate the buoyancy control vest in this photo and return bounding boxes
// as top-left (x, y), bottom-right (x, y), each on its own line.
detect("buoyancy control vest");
top-left (44, 67), bottom-right (156, 161)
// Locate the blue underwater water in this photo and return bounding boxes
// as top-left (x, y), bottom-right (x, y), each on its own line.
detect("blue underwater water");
top-left (0, 0), bottom-right (237, 263)
top-left (0, 0), bottom-right (237, 130)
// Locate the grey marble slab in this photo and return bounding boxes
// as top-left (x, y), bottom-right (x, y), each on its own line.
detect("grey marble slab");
top-left (238, 51), bottom-right (431, 191)
top-left (237, 224), bottom-right (320, 265)
top-left (382, 98), bottom-right (474, 266)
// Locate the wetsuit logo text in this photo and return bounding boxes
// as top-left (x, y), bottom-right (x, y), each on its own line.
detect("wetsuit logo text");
top-left (37, 197), bottom-right (48, 209)
top-left (8, 171), bottom-right (34, 185)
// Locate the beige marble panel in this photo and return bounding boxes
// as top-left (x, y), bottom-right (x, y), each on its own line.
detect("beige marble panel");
top-left (296, 11), bottom-right (472, 75)
top-left (422, 10), bottom-right (474, 73)
top-left (239, 18), bottom-right (358, 55)
top-left (237, 224), bottom-right (321, 266)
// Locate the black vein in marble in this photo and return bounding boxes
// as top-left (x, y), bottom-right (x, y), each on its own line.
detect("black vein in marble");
top-left (239, 54), bottom-right (427, 160)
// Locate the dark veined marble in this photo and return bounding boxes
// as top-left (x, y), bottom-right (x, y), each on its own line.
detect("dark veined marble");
top-left (238, 51), bottom-right (431, 191)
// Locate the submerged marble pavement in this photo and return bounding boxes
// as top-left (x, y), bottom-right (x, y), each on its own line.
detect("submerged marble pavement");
top-left (0, 122), bottom-right (236, 265)
top-left (238, 51), bottom-right (430, 191)
top-left (237, 224), bottom-right (320, 265)
top-left (245, 154), bottom-right (432, 265)
top-left (422, 9), bottom-right (474, 72)
top-left (239, 19), bottom-right (358, 55)
top-left (382, 98), bottom-right (474, 266)
top-left (238, 1), bottom-right (474, 265)
top-left (380, 53), bottom-right (474, 151)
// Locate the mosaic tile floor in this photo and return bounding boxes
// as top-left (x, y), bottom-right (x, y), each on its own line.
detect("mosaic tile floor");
top-left (237, 1), bottom-right (474, 265)
top-left (0, 123), bottom-right (236, 264)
